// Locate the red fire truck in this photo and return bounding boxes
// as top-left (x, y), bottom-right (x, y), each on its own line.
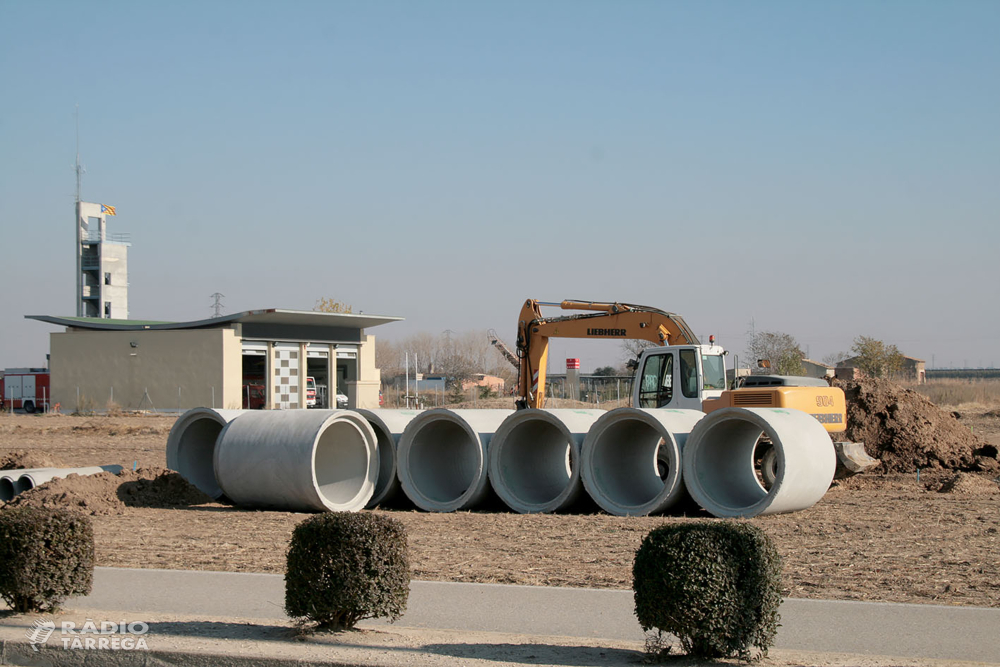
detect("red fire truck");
top-left (1, 368), bottom-right (51, 413)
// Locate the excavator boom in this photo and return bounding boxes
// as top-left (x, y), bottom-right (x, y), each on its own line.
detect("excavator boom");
top-left (516, 299), bottom-right (699, 408)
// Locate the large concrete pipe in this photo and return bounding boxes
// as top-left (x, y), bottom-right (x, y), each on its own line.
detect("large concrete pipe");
top-left (15, 466), bottom-right (125, 494)
top-left (214, 409), bottom-right (377, 512)
top-left (581, 408), bottom-right (705, 516)
top-left (357, 409), bottom-right (422, 508)
top-left (488, 409), bottom-right (604, 513)
top-left (166, 408), bottom-right (244, 500)
top-left (397, 409), bottom-right (512, 512)
top-left (682, 407), bottom-right (836, 518)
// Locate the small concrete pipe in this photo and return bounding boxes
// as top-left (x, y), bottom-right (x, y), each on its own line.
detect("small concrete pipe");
top-left (397, 409), bottom-right (512, 512)
top-left (15, 466), bottom-right (125, 494)
top-left (357, 409), bottom-right (422, 508)
top-left (166, 408), bottom-right (244, 499)
top-left (214, 409), bottom-right (377, 512)
top-left (682, 407), bottom-right (836, 518)
top-left (581, 408), bottom-right (705, 516)
top-left (0, 473), bottom-right (22, 501)
top-left (488, 409), bottom-right (604, 513)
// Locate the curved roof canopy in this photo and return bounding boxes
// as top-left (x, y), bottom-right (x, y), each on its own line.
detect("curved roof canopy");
top-left (26, 309), bottom-right (402, 332)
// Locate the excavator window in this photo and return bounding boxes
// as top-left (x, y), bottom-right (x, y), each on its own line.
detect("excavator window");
top-left (680, 349), bottom-right (698, 398)
top-left (638, 353), bottom-right (673, 408)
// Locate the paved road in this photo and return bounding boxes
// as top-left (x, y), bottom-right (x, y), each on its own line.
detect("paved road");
top-left (81, 567), bottom-right (1000, 664)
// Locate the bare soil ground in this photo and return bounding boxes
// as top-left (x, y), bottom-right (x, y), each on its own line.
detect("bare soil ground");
top-left (1, 401), bottom-right (998, 610)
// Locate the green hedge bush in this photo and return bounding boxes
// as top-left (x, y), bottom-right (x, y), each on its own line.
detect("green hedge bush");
top-left (0, 507), bottom-right (95, 612)
top-left (632, 521), bottom-right (782, 661)
top-left (285, 512), bottom-right (409, 630)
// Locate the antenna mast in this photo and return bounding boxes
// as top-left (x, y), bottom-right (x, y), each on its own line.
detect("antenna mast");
top-left (74, 105), bottom-right (85, 202)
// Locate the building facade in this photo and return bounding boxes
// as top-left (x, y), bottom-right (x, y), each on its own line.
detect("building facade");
top-left (29, 309), bottom-right (400, 411)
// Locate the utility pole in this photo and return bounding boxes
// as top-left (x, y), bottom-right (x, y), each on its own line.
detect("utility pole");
top-left (210, 293), bottom-right (225, 318)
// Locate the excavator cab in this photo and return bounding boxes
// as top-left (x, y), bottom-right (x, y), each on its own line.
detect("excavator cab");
top-left (634, 345), bottom-right (727, 410)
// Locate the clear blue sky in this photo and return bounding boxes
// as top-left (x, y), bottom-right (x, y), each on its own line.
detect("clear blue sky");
top-left (2, 0), bottom-right (998, 371)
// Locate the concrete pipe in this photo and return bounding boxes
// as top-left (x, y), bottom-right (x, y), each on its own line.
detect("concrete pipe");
top-left (581, 408), bottom-right (705, 516)
top-left (1, 473), bottom-right (21, 501)
top-left (214, 409), bottom-right (377, 512)
top-left (488, 409), bottom-right (604, 513)
top-left (166, 408), bottom-right (244, 500)
top-left (397, 409), bottom-right (512, 512)
top-left (15, 466), bottom-right (125, 494)
top-left (682, 407), bottom-right (836, 518)
top-left (357, 409), bottom-right (422, 508)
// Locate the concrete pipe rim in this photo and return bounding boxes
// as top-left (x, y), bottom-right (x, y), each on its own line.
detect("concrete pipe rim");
top-left (311, 412), bottom-right (376, 512)
top-left (166, 408), bottom-right (237, 500)
top-left (399, 410), bottom-right (487, 512)
top-left (581, 409), bottom-right (685, 516)
top-left (489, 410), bottom-right (580, 513)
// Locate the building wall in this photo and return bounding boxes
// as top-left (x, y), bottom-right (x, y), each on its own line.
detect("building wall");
top-left (350, 334), bottom-right (381, 409)
top-left (50, 327), bottom-right (242, 411)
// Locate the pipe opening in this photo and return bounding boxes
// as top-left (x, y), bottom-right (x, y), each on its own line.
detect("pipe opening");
top-left (14, 476), bottom-right (35, 495)
top-left (689, 419), bottom-right (769, 509)
top-left (0, 477), bottom-right (14, 502)
top-left (175, 418), bottom-right (225, 498)
top-left (590, 420), bottom-right (667, 507)
top-left (314, 420), bottom-right (370, 505)
top-left (496, 420), bottom-right (572, 505)
top-left (407, 420), bottom-right (478, 503)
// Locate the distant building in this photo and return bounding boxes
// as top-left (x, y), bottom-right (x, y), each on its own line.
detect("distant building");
top-left (836, 354), bottom-right (925, 384)
top-left (801, 358), bottom-right (834, 379)
top-left (76, 202), bottom-right (129, 319)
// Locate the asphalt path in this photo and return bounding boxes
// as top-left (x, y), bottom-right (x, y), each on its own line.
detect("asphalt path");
top-left (80, 567), bottom-right (1000, 664)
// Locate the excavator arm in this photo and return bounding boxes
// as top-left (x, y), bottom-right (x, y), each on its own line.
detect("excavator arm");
top-left (516, 299), bottom-right (699, 409)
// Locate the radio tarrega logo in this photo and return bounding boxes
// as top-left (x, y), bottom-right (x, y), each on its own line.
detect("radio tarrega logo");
top-left (26, 617), bottom-right (149, 651)
top-left (25, 619), bottom-right (56, 652)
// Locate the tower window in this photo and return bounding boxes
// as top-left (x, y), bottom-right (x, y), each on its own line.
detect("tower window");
top-left (104, 302), bottom-right (111, 318)
top-left (105, 272), bottom-right (111, 285)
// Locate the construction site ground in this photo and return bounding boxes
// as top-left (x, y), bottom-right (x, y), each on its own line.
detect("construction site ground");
top-left (1, 403), bottom-right (998, 610)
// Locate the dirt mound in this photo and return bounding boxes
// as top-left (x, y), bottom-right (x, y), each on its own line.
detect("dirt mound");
top-left (70, 421), bottom-right (169, 437)
top-left (933, 473), bottom-right (1000, 495)
top-left (834, 378), bottom-right (1000, 474)
top-left (0, 449), bottom-right (66, 470)
top-left (3, 467), bottom-right (212, 515)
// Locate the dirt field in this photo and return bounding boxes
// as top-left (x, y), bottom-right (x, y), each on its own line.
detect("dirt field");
top-left (1, 405), bottom-right (998, 609)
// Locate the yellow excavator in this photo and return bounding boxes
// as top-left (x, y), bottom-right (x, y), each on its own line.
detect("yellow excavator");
top-left (514, 299), bottom-right (878, 479)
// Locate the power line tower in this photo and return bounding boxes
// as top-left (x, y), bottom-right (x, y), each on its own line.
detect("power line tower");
top-left (210, 293), bottom-right (225, 318)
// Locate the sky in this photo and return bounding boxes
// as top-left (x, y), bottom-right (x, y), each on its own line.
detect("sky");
top-left (1, 0), bottom-right (998, 372)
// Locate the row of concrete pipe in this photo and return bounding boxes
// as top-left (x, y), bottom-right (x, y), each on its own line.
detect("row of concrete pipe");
top-left (0, 465), bottom-right (124, 502)
top-left (166, 405), bottom-right (837, 518)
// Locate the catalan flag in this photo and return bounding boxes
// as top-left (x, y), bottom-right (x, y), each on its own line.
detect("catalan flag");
top-left (101, 204), bottom-right (116, 216)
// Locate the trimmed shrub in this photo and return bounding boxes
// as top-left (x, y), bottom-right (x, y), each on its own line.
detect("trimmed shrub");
top-left (632, 521), bottom-right (782, 661)
top-left (0, 507), bottom-right (95, 612)
top-left (285, 512), bottom-right (409, 630)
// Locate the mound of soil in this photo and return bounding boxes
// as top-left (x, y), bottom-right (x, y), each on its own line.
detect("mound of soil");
top-left (933, 472), bottom-right (1000, 495)
top-left (2, 467), bottom-right (212, 515)
top-left (835, 378), bottom-right (1000, 473)
top-left (0, 449), bottom-right (66, 470)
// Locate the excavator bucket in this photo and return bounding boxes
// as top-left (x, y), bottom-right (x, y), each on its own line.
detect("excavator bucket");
top-left (832, 441), bottom-right (880, 479)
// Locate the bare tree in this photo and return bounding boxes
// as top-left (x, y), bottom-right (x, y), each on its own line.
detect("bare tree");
top-left (745, 330), bottom-right (804, 375)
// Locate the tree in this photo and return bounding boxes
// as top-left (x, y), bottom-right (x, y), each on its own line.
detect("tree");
top-left (745, 330), bottom-right (804, 376)
top-left (593, 366), bottom-right (618, 377)
top-left (620, 339), bottom-right (657, 365)
top-left (851, 336), bottom-right (904, 379)
top-left (822, 351), bottom-right (851, 367)
top-left (314, 298), bottom-right (353, 314)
